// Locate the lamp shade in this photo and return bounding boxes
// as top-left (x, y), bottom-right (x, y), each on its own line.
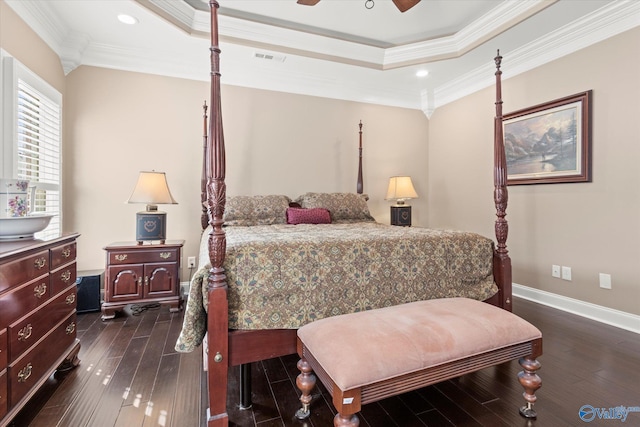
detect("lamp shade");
top-left (385, 176), bottom-right (418, 204)
top-left (127, 171), bottom-right (177, 206)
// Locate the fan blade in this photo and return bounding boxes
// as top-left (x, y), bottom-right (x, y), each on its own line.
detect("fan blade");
top-left (297, 0), bottom-right (321, 5)
top-left (393, 0), bottom-right (420, 12)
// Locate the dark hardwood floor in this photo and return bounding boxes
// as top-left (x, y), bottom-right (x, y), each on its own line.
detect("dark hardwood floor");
top-left (10, 297), bottom-right (640, 427)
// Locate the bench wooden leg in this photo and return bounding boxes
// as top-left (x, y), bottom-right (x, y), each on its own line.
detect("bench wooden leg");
top-left (334, 413), bottom-right (359, 427)
top-left (295, 357), bottom-right (316, 419)
top-left (518, 356), bottom-right (542, 418)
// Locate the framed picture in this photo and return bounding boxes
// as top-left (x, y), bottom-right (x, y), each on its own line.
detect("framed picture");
top-left (503, 91), bottom-right (592, 185)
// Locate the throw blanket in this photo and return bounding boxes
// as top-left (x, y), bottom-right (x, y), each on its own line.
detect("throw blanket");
top-left (176, 223), bottom-right (497, 352)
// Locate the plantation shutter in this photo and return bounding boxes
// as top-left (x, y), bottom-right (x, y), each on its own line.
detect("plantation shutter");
top-left (16, 78), bottom-right (62, 237)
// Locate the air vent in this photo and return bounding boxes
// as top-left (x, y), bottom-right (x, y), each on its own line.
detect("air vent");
top-left (254, 52), bottom-right (286, 62)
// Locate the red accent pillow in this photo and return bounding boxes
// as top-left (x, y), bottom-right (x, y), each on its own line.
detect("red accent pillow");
top-left (286, 208), bottom-right (331, 225)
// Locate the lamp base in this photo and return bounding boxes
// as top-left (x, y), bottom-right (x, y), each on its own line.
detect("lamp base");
top-left (136, 211), bottom-right (167, 244)
top-left (390, 205), bottom-right (412, 227)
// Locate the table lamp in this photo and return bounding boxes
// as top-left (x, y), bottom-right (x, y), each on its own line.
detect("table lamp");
top-left (127, 171), bottom-right (177, 244)
top-left (385, 176), bottom-right (418, 226)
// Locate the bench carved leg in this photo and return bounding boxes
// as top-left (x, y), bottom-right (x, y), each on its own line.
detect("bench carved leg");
top-left (295, 357), bottom-right (316, 420)
top-left (518, 356), bottom-right (542, 418)
top-left (334, 413), bottom-right (359, 427)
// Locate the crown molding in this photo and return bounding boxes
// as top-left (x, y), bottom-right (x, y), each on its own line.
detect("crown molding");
top-left (5, 0), bottom-right (67, 53)
top-left (434, 0), bottom-right (640, 111)
top-left (383, 0), bottom-right (557, 69)
top-left (140, 0), bottom-right (555, 70)
top-left (6, 0), bottom-right (640, 112)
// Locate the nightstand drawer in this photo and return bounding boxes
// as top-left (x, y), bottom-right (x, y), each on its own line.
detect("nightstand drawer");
top-left (108, 248), bottom-right (179, 265)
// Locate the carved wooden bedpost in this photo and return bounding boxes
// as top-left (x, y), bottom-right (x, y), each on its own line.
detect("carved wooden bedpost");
top-left (201, 101), bottom-right (210, 230)
top-left (206, 1), bottom-right (229, 426)
top-left (357, 121), bottom-right (363, 195)
top-left (493, 50), bottom-right (513, 311)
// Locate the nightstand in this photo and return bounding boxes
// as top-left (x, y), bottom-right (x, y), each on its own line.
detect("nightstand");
top-left (390, 205), bottom-right (412, 226)
top-left (102, 240), bottom-right (183, 320)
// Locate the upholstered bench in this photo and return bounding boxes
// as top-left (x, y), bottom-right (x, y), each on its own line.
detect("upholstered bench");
top-left (295, 298), bottom-right (542, 426)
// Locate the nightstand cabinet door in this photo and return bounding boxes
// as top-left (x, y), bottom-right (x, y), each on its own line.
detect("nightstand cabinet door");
top-left (107, 265), bottom-right (144, 301)
top-left (145, 263), bottom-right (177, 298)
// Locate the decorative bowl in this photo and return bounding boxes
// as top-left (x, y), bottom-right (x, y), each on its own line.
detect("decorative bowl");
top-left (0, 214), bottom-right (55, 240)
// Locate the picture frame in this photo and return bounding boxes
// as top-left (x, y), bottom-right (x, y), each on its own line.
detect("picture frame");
top-left (503, 90), bottom-right (592, 185)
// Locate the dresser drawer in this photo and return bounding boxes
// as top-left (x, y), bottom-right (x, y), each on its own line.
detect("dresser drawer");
top-left (8, 287), bottom-right (76, 363)
top-left (0, 250), bottom-right (49, 293)
top-left (0, 369), bottom-right (6, 420)
top-left (0, 277), bottom-right (50, 326)
top-left (9, 312), bottom-right (76, 406)
top-left (50, 242), bottom-right (76, 269)
top-left (50, 262), bottom-right (76, 296)
top-left (108, 247), bottom-right (179, 265)
top-left (0, 330), bottom-right (6, 371)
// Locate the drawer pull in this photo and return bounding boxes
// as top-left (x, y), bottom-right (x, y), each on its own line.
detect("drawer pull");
top-left (34, 257), bottom-right (46, 269)
top-left (61, 270), bottom-right (72, 283)
top-left (17, 363), bottom-right (33, 383)
top-left (159, 252), bottom-right (171, 259)
top-left (18, 324), bottom-right (33, 342)
top-left (62, 248), bottom-right (71, 258)
top-left (144, 276), bottom-right (149, 286)
top-left (115, 254), bottom-right (128, 261)
top-left (65, 322), bottom-right (76, 335)
top-left (66, 294), bottom-right (76, 305)
top-left (34, 283), bottom-right (47, 298)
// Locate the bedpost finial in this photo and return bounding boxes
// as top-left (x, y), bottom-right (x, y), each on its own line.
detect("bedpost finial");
top-left (359, 120), bottom-right (362, 131)
top-left (495, 49), bottom-right (502, 70)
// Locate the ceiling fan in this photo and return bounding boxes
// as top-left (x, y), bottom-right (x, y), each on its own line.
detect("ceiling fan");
top-left (297, 0), bottom-right (421, 13)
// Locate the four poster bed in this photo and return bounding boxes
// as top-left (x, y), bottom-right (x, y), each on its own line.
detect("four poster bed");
top-left (176, 2), bottom-right (512, 426)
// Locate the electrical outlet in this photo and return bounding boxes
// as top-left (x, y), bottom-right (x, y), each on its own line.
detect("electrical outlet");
top-left (552, 265), bottom-right (561, 278)
top-left (599, 273), bottom-right (612, 289)
top-left (187, 256), bottom-right (196, 268)
top-left (561, 266), bottom-right (572, 281)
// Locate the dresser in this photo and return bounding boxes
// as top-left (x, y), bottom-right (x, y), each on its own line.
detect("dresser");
top-left (0, 233), bottom-right (81, 426)
top-left (101, 240), bottom-right (183, 321)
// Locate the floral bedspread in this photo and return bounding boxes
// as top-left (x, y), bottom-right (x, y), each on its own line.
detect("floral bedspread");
top-left (176, 222), bottom-right (497, 352)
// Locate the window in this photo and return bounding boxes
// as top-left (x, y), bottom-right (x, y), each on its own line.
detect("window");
top-left (2, 52), bottom-right (62, 238)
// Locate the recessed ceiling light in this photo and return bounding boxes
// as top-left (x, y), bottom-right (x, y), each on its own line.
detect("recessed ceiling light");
top-left (118, 14), bottom-right (138, 25)
top-left (416, 70), bottom-right (429, 78)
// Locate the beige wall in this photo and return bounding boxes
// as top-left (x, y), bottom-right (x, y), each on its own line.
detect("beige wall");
top-left (64, 66), bottom-right (428, 279)
top-left (5, 2), bottom-right (638, 316)
top-left (429, 28), bottom-right (640, 315)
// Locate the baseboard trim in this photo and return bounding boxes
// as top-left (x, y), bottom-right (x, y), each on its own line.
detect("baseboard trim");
top-left (180, 281), bottom-right (190, 298)
top-left (513, 283), bottom-right (640, 334)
